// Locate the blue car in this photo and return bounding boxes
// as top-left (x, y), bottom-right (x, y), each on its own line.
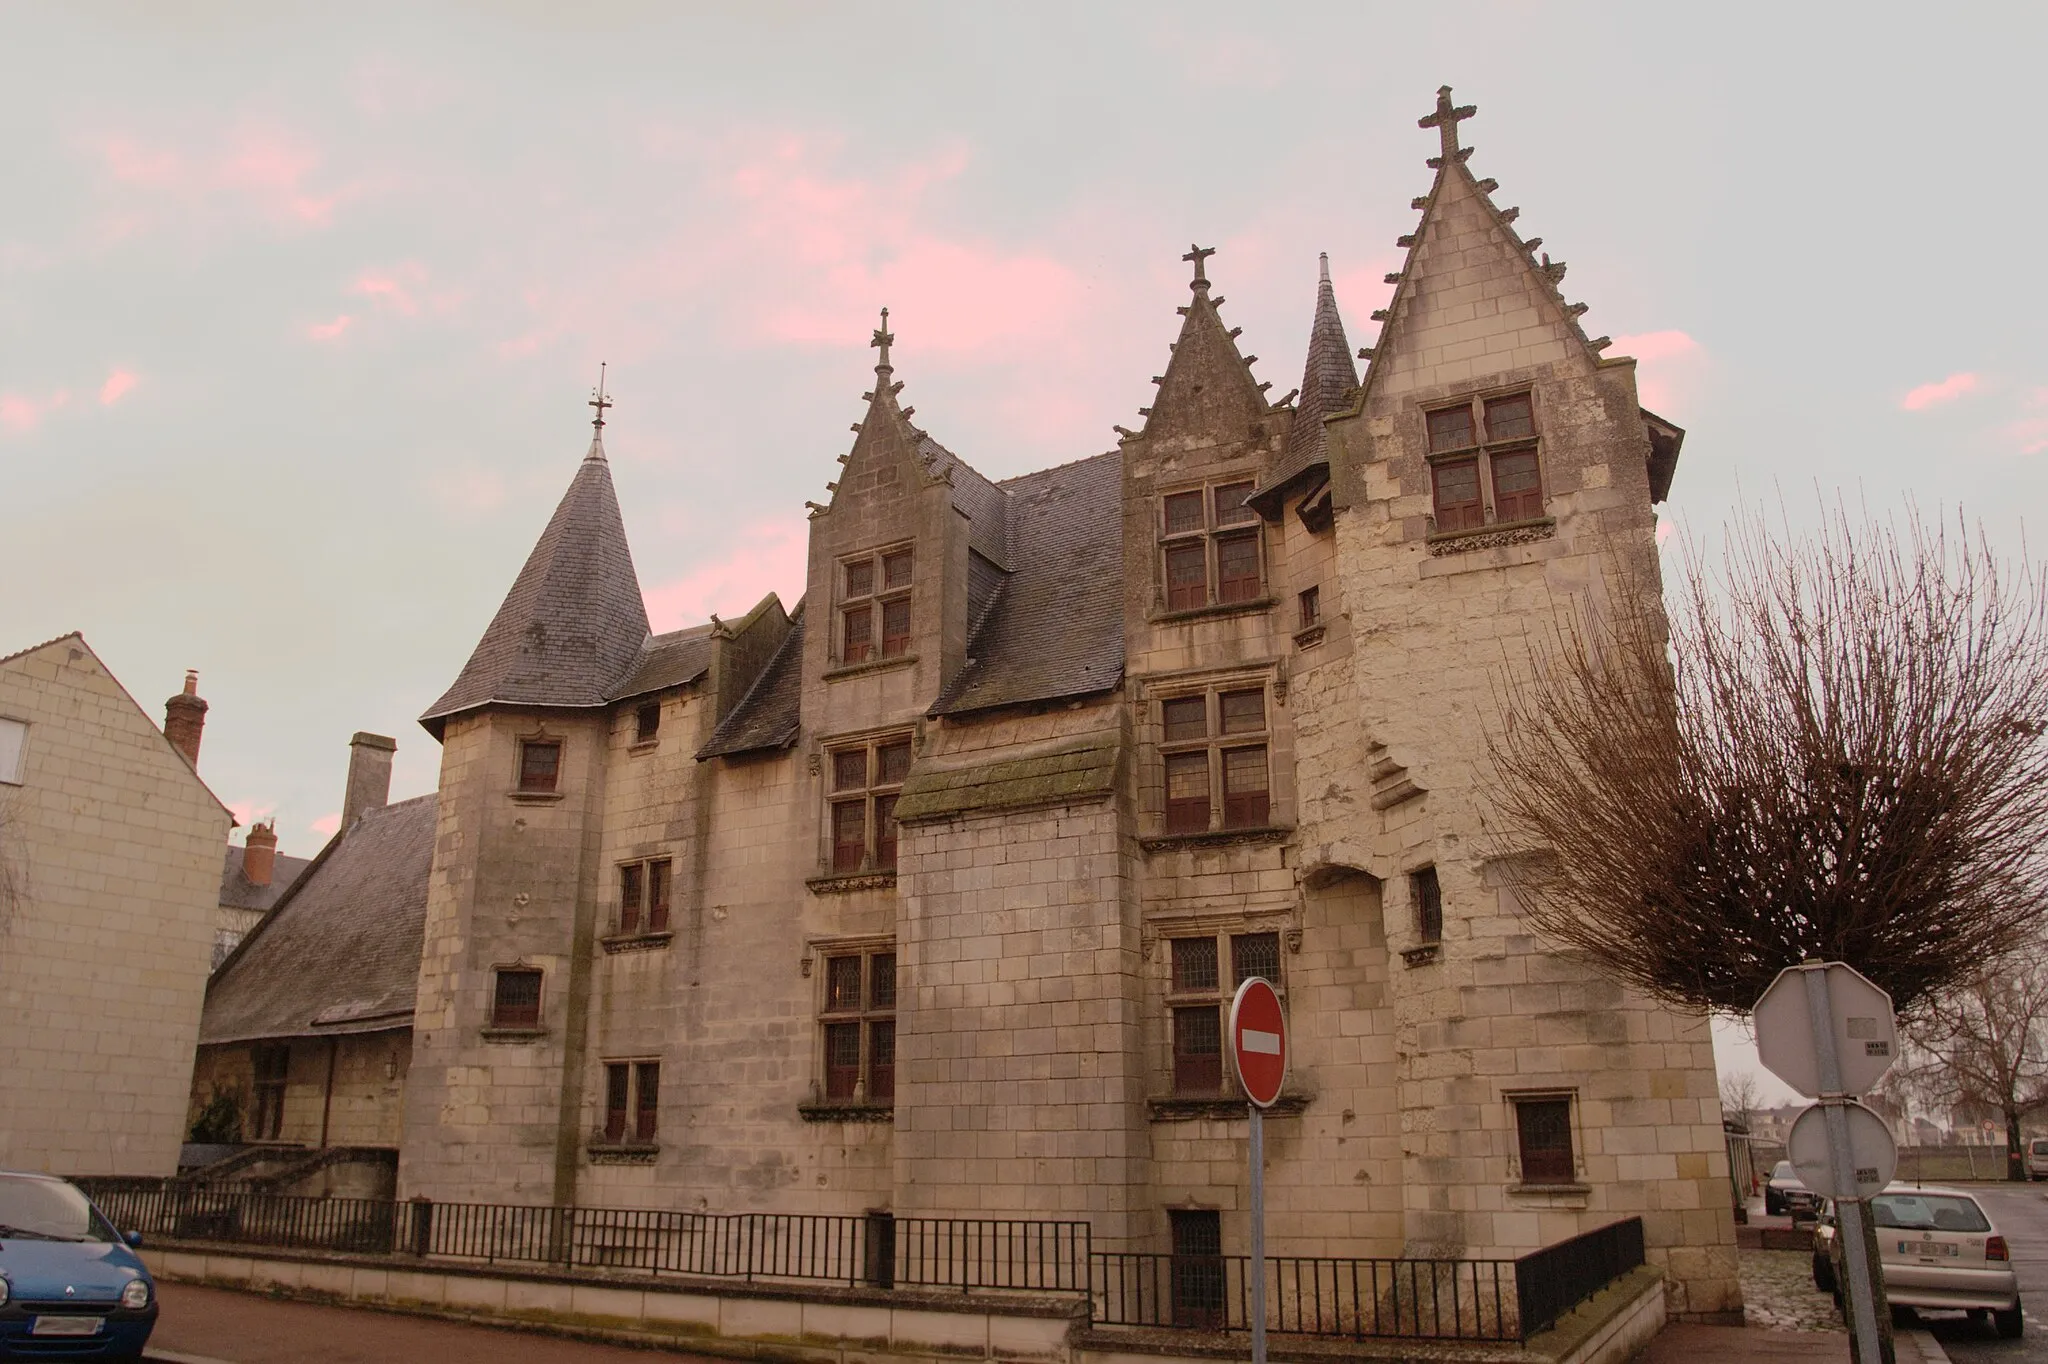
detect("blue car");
top-left (0, 1171), bottom-right (156, 1360)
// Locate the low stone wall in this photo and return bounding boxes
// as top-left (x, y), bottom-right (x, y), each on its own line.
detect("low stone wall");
top-left (141, 1240), bottom-right (1667, 1364)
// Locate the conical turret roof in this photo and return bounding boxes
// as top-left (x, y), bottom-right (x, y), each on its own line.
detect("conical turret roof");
top-left (1252, 253), bottom-right (1357, 512)
top-left (421, 429), bottom-right (650, 737)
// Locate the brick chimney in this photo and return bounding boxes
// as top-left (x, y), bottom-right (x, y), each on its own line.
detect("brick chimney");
top-left (243, 819), bottom-right (278, 887)
top-left (163, 669), bottom-right (207, 767)
top-left (342, 732), bottom-right (396, 831)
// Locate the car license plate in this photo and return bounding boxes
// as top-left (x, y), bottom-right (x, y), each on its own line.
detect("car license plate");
top-left (31, 1316), bottom-right (104, 1336)
top-left (1899, 1241), bottom-right (1958, 1257)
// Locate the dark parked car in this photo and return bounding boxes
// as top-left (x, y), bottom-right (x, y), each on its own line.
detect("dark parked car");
top-left (1766, 1160), bottom-right (1821, 1218)
top-left (0, 1171), bottom-right (158, 1360)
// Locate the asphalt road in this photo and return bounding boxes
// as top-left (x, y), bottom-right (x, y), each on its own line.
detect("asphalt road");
top-left (1914, 1184), bottom-right (2048, 1364)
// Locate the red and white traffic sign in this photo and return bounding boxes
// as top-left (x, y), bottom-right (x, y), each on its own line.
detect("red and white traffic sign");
top-left (1230, 977), bottom-right (1289, 1108)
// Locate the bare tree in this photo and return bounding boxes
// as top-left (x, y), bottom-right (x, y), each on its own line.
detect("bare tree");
top-left (1489, 504), bottom-right (2048, 1015)
top-left (1897, 952), bottom-right (2048, 1180)
top-left (1719, 1069), bottom-right (1763, 1133)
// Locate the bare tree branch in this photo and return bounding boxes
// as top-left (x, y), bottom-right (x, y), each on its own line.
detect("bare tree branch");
top-left (1489, 501), bottom-right (2048, 1014)
top-left (1900, 950), bottom-right (2048, 1179)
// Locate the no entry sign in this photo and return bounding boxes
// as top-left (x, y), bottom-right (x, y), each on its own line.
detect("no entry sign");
top-left (1230, 977), bottom-right (1288, 1108)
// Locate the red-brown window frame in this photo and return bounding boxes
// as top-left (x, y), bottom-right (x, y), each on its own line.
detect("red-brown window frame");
top-left (820, 947), bottom-right (897, 1104)
top-left (517, 739), bottom-right (561, 792)
top-left (600, 1059), bottom-right (661, 1144)
top-left (826, 734), bottom-right (912, 874)
top-left (491, 967), bottom-right (543, 1030)
top-left (616, 857), bottom-right (672, 935)
top-left (1424, 391), bottom-right (1545, 534)
top-left (1512, 1093), bottom-right (1577, 1185)
top-left (1156, 685), bottom-right (1273, 835)
top-left (1165, 930), bottom-right (1283, 1096)
top-left (837, 545), bottom-right (914, 664)
top-left (1158, 479), bottom-right (1264, 613)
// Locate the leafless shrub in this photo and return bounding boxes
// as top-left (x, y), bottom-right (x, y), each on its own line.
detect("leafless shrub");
top-left (1488, 503), bottom-right (2048, 1015)
top-left (1896, 949), bottom-right (2048, 1179)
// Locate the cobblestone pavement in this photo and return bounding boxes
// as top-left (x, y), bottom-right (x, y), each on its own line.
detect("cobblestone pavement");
top-left (1740, 1247), bottom-right (1847, 1334)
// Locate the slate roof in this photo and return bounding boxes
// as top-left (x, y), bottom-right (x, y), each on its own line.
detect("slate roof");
top-left (199, 794), bottom-right (437, 1044)
top-left (921, 433), bottom-right (1010, 569)
top-left (421, 436), bottom-right (650, 736)
top-left (929, 451), bottom-right (1125, 717)
top-left (608, 624), bottom-right (714, 703)
top-left (1252, 258), bottom-right (1358, 514)
top-left (218, 846), bottom-right (313, 915)
top-left (697, 604), bottom-right (806, 759)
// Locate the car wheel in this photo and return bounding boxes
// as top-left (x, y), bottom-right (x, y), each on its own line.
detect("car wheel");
top-left (1765, 1193), bottom-right (1781, 1216)
top-left (1998, 1301), bottom-right (2025, 1339)
top-left (1812, 1252), bottom-right (1836, 1293)
top-left (1892, 1305), bottom-right (1918, 1329)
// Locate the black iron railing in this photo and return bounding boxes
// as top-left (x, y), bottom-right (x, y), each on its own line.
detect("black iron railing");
top-left (1514, 1216), bottom-right (1645, 1339)
top-left (1090, 1251), bottom-right (1519, 1341)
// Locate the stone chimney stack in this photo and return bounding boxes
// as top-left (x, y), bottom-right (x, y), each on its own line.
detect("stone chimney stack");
top-left (163, 669), bottom-right (208, 767)
top-left (243, 819), bottom-right (278, 887)
top-left (342, 732), bottom-right (397, 831)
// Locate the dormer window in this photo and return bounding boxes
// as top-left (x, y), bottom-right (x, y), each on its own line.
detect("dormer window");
top-left (839, 547), bottom-right (914, 664)
top-left (1425, 391), bottom-right (1545, 534)
top-left (1160, 480), bottom-right (1263, 612)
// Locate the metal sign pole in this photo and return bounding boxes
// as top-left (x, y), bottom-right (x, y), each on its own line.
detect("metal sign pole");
top-left (1249, 1102), bottom-right (1266, 1364)
top-left (1803, 968), bottom-right (1891, 1364)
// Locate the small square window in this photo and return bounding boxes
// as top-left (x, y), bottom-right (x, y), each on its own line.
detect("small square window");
top-left (1485, 393), bottom-right (1535, 442)
top-left (1427, 404), bottom-right (1475, 452)
top-left (0, 717), bottom-right (26, 785)
top-left (518, 740), bottom-right (561, 792)
top-left (1231, 932), bottom-right (1280, 986)
top-left (1515, 1096), bottom-right (1576, 1184)
top-left (1163, 490), bottom-right (1206, 535)
top-left (635, 701), bottom-right (660, 743)
top-left (492, 968), bottom-right (543, 1029)
top-left (826, 956), bottom-right (863, 1012)
top-left (833, 749), bottom-right (868, 791)
top-left (1171, 937), bottom-right (1219, 993)
top-left (845, 560), bottom-right (875, 598)
top-left (1298, 586), bottom-right (1320, 629)
top-left (1162, 696), bottom-right (1207, 742)
top-left (882, 548), bottom-right (914, 590)
top-left (1412, 866), bottom-right (1443, 944)
top-left (1218, 689), bottom-right (1264, 735)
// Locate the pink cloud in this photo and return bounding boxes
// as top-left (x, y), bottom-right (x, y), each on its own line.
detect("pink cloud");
top-left (1900, 371), bottom-right (1983, 411)
top-left (309, 812), bottom-right (342, 839)
top-left (643, 516), bottom-right (810, 632)
top-left (86, 121), bottom-right (353, 234)
top-left (0, 389), bottom-right (73, 435)
top-left (306, 314), bottom-right (354, 341)
top-left (352, 262), bottom-right (434, 317)
top-left (227, 800), bottom-right (275, 829)
top-left (1655, 518), bottom-right (1675, 546)
top-left (99, 368), bottom-right (137, 406)
top-left (1611, 331), bottom-right (1705, 413)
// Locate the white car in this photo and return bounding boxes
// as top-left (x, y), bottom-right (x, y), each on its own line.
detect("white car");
top-left (1812, 1184), bottom-right (2021, 1338)
top-left (2027, 1137), bottom-right (2048, 1181)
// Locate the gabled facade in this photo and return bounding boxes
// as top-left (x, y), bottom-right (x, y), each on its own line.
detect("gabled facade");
top-left (0, 634), bottom-right (231, 1175)
top-left (379, 89), bottom-right (1733, 1317)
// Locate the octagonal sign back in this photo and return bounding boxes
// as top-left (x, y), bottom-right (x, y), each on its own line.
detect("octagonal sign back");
top-left (1753, 962), bottom-right (1898, 1100)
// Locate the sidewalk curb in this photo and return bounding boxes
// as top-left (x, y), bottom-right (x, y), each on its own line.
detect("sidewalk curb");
top-left (1909, 1328), bottom-right (1952, 1364)
top-left (146, 1350), bottom-right (240, 1364)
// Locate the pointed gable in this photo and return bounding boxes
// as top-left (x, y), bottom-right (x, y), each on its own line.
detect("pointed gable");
top-left (1251, 253), bottom-right (1358, 513)
top-left (1138, 246), bottom-right (1271, 444)
top-left (421, 429), bottom-right (650, 737)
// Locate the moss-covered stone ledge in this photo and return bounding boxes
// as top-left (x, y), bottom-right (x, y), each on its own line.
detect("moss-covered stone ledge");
top-left (893, 731), bottom-right (1120, 824)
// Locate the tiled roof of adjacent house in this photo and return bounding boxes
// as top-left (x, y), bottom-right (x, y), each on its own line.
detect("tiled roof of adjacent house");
top-left (930, 451), bottom-right (1125, 717)
top-left (217, 846), bottom-right (313, 915)
top-left (697, 603), bottom-right (806, 759)
top-left (1252, 255), bottom-right (1357, 513)
top-left (420, 435), bottom-right (650, 735)
top-left (199, 794), bottom-right (437, 1044)
top-left (608, 624), bottom-right (715, 703)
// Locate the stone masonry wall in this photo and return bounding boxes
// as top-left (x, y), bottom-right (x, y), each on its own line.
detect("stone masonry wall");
top-left (0, 638), bottom-right (227, 1175)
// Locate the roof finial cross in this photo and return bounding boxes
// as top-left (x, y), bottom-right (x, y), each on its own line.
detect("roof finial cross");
top-left (871, 307), bottom-right (894, 372)
top-left (1183, 243), bottom-right (1216, 290)
top-left (588, 362), bottom-right (612, 432)
top-left (1418, 85), bottom-right (1477, 161)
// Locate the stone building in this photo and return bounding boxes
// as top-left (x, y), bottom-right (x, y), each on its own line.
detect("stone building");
top-left (193, 90), bottom-right (1738, 1317)
top-left (0, 634), bottom-right (231, 1175)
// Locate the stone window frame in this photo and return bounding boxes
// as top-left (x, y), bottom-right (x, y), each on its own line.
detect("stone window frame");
top-left (824, 730), bottom-right (914, 876)
top-left (614, 857), bottom-right (672, 936)
top-left (1162, 926), bottom-right (1286, 1099)
top-left (1423, 388), bottom-right (1546, 536)
top-left (836, 543), bottom-right (916, 666)
top-left (516, 737), bottom-right (561, 792)
top-left (1158, 476), bottom-right (1265, 614)
top-left (1155, 682), bottom-right (1273, 837)
top-left (1504, 1087), bottom-right (1585, 1189)
top-left (0, 714), bottom-right (28, 786)
top-left (597, 1057), bottom-right (662, 1146)
top-left (812, 937), bottom-right (897, 1108)
top-left (487, 964), bottom-right (545, 1034)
